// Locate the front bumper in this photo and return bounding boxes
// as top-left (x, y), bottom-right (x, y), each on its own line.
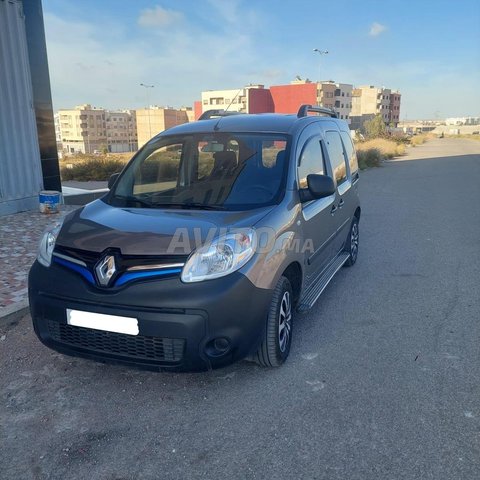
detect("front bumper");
top-left (28, 261), bottom-right (272, 371)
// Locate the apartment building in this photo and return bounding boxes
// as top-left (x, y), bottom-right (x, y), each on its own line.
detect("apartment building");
top-left (316, 82), bottom-right (335, 110)
top-left (270, 80), bottom-right (353, 123)
top-left (351, 86), bottom-right (401, 129)
top-left (54, 113), bottom-right (61, 144)
top-left (59, 105), bottom-right (141, 154)
top-left (318, 81), bottom-right (353, 123)
top-left (199, 85), bottom-right (274, 117)
top-left (136, 106), bottom-right (192, 147)
top-left (106, 110), bottom-right (137, 153)
top-left (58, 104), bottom-right (107, 154)
top-left (54, 112), bottom-right (62, 154)
top-left (183, 107), bottom-right (195, 123)
top-left (270, 81), bottom-right (316, 114)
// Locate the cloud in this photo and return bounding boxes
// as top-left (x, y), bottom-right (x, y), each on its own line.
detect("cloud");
top-left (369, 22), bottom-right (387, 37)
top-left (43, 10), bottom-right (268, 111)
top-left (207, 0), bottom-right (240, 24)
top-left (138, 5), bottom-right (183, 28)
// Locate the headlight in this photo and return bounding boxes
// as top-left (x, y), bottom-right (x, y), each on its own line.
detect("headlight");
top-left (37, 223), bottom-right (62, 267)
top-left (181, 229), bottom-right (256, 283)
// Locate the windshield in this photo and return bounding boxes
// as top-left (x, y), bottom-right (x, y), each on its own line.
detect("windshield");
top-left (108, 132), bottom-right (289, 210)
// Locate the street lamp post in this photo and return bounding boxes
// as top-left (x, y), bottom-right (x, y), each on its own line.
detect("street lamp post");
top-left (313, 48), bottom-right (328, 82)
top-left (313, 49), bottom-right (329, 108)
top-left (140, 83), bottom-right (154, 139)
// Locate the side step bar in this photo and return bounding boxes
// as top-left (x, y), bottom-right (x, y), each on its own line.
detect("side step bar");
top-left (297, 253), bottom-right (350, 313)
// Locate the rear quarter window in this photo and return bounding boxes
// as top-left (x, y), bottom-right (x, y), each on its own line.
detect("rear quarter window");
top-left (340, 131), bottom-right (358, 175)
top-left (297, 137), bottom-right (325, 189)
top-left (325, 131), bottom-right (347, 185)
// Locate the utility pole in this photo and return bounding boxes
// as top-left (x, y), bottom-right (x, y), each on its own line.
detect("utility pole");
top-left (313, 49), bottom-right (329, 109)
top-left (313, 48), bottom-right (328, 82)
top-left (140, 83), bottom-right (154, 139)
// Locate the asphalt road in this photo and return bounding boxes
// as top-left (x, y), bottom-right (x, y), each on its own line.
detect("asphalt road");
top-left (1, 138), bottom-right (479, 480)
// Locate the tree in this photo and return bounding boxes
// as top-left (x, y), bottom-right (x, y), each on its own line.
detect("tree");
top-left (363, 114), bottom-right (387, 138)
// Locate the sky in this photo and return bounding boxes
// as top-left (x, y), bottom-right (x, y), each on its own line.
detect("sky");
top-left (43, 0), bottom-right (480, 119)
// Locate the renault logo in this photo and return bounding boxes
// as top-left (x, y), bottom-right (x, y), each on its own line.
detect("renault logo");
top-left (95, 255), bottom-right (116, 286)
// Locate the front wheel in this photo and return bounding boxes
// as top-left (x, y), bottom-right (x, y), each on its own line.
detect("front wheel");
top-left (344, 217), bottom-right (359, 267)
top-left (253, 276), bottom-right (293, 367)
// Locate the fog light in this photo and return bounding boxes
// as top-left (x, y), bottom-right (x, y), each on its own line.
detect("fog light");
top-left (205, 337), bottom-right (231, 357)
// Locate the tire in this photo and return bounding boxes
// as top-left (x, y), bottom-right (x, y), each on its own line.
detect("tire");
top-left (253, 276), bottom-right (293, 367)
top-left (344, 216), bottom-right (359, 267)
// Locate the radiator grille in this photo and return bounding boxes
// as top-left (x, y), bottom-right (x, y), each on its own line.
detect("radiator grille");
top-left (48, 321), bottom-right (185, 363)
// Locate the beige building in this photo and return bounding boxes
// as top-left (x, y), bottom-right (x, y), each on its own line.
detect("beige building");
top-left (54, 112), bottom-right (62, 155)
top-left (136, 106), bottom-right (191, 147)
top-left (59, 105), bottom-right (140, 154)
top-left (183, 107), bottom-right (195, 123)
top-left (59, 104), bottom-right (107, 154)
top-left (351, 86), bottom-right (401, 129)
top-left (200, 85), bottom-right (269, 114)
top-left (317, 81), bottom-right (353, 124)
top-left (317, 82), bottom-right (336, 110)
top-left (106, 110), bottom-right (137, 153)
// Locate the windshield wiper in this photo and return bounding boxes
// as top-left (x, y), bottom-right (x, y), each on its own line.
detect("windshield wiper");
top-left (114, 195), bottom-right (152, 208)
top-left (114, 195), bottom-right (225, 210)
top-left (150, 202), bottom-right (226, 210)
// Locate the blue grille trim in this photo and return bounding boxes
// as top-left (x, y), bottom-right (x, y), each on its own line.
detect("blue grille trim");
top-left (54, 256), bottom-right (181, 287)
top-left (114, 268), bottom-right (182, 287)
top-left (54, 257), bottom-right (95, 285)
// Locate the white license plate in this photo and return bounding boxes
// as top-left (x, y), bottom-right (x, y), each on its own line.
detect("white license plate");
top-left (66, 309), bottom-right (139, 336)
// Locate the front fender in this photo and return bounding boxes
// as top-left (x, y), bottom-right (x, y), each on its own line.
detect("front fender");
top-left (241, 229), bottom-right (305, 290)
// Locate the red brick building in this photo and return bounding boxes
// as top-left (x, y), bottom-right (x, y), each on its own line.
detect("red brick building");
top-left (269, 82), bottom-right (317, 114)
top-left (193, 100), bottom-right (202, 120)
top-left (247, 87), bottom-right (274, 114)
top-left (194, 85), bottom-right (274, 118)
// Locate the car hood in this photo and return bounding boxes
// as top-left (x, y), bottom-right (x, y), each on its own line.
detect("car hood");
top-left (56, 199), bottom-right (275, 256)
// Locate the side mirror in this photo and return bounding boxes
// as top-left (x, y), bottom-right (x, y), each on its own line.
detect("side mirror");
top-left (300, 174), bottom-right (335, 202)
top-left (108, 173), bottom-right (120, 190)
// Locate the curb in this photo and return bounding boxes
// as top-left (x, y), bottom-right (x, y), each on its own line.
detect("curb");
top-left (0, 300), bottom-right (29, 328)
top-left (64, 189), bottom-right (108, 205)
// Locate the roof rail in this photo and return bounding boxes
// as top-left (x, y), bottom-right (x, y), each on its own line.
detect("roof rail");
top-left (198, 109), bottom-right (244, 121)
top-left (297, 104), bottom-right (338, 118)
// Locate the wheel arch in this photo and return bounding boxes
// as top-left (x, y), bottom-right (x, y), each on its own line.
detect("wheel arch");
top-left (354, 206), bottom-right (361, 220)
top-left (281, 262), bottom-right (302, 306)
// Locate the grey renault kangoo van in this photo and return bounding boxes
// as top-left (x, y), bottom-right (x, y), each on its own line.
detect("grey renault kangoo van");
top-left (29, 105), bottom-right (360, 371)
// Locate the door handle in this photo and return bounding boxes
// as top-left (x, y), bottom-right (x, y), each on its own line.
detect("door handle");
top-left (330, 205), bottom-right (337, 215)
top-left (338, 199), bottom-right (345, 208)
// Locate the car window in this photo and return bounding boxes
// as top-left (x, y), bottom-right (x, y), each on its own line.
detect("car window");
top-left (340, 131), bottom-right (358, 175)
top-left (133, 143), bottom-right (182, 195)
top-left (325, 131), bottom-right (347, 185)
top-left (263, 140), bottom-right (286, 168)
top-left (197, 139), bottom-right (238, 180)
top-left (297, 137), bottom-right (325, 189)
top-left (112, 133), bottom-right (289, 210)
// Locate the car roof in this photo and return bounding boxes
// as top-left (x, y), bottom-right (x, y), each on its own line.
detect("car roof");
top-left (153, 112), bottom-right (349, 139)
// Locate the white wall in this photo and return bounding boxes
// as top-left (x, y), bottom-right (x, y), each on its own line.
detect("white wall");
top-left (201, 88), bottom-right (247, 113)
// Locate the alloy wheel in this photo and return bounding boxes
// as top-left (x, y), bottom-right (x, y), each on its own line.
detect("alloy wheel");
top-left (350, 222), bottom-right (359, 261)
top-left (278, 291), bottom-right (292, 353)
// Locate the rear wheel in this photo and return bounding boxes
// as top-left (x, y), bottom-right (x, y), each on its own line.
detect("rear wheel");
top-left (254, 276), bottom-right (293, 367)
top-left (344, 217), bottom-right (359, 267)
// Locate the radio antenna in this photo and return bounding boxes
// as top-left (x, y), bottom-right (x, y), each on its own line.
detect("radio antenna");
top-left (214, 86), bottom-right (244, 131)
